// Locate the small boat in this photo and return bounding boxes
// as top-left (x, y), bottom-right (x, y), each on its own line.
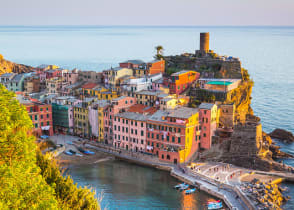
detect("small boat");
top-left (78, 147), bottom-right (95, 155)
top-left (76, 153), bottom-right (83, 157)
top-left (69, 149), bottom-right (76, 154)
top-left (179, 184), bottom-right (189, 191)
top-left (66, 141), bottom-right (73, 145)
top-left (185, 188), bottom-right (196, 194)
top-left (64, 151), bottom-right (73, 156)
top-left (207, 201), bottom-right (222, 210)
top-left (174, 183), bottom-right (186, 189)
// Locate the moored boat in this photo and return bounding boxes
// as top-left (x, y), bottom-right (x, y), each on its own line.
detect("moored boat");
top-left (174, 183), bottom-right (186, 189)
top-left (64, 150), bottom-right (73, 156)
top-left (185, 188), bottom-right (196, 194)
top-left (207, 200), bottom-right (222, 210)
top-left (179, 184), bottom-right (189, 191)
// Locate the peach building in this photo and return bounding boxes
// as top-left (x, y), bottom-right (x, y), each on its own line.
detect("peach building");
top-left (146, 107), bottom-right (200, 164)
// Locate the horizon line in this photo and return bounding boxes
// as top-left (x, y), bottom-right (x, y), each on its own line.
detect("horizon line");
top-left (0, 24), bottom-right (294, 28)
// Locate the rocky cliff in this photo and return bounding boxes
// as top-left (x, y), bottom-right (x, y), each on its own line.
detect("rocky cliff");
top-left (0, 54), bottom-right (35, 75)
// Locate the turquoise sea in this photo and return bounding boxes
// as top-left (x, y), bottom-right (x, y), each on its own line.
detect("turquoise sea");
top-left (0, 26), bottom-right (293, 209)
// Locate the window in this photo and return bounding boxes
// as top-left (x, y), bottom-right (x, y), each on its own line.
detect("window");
top-left (30, 107), bottom-right (33, 112)
top-left (178, 137), bottom-right (181, 143)
top-left (40, 108), bottom-right (43, 111)
top-left (152, 133), bottom-right (154, 138)
top-left (148, 133), bottom-right (150, 138)
top-left (203, 133), bottom-right (206, 137)
top-left (135, 122), bottom-right (137, 126)
top-left (131, 121), bottom-right (133, 125)
top-left (126, 120), bottom-right (128, 124)
top-left (46, 107), bottom-right (48, 111)
top-left (30, 116), bottom-right (32, 120)
top-left (114, 125), bottom-right (116, 130)
top-left (41, 115), bottom-right (43, 119)
top-left (156, 134), bottom-right (159, 139)
top-left (35, 115), bottom-right (37, 120)
top-left (167, 155), bottom-right (170, 160)
top-left (172, 137), bottom-right (175, 142)
top-left (167, 136), bottom-right (169, 141)
top-left (126, 127), bottom-right (128, 132)
top-left (178, 128), bottom-right (181, 133)
top-left (41, 122), bottom-right (44, 126)
top-left (141, 122), bottom-right (143, 127)
top-left (161, 135), bottom-right (164, 140)
top-left (161, 154), bottom-right (164, 159)
top-left (156, 143), bottom-right (159, 148)
top-left (35, 123), bottom-right (38, 128)
top-left (141, 130), bottom-right (144, 136)
top-left (135, 130), bottom-right (137, 135)
top-left (47, 121), bottom-right (49, 126)
top-left (141, 140), bottom-right (143, 144)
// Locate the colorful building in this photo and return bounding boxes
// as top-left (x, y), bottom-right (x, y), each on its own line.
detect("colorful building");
top-left (17, 95), bottom-right (53, 137)
top-left (134, 90), bottom-right (163, 106)
top-left (169, 70), bottom-right (200, 95)
top-left (103, 96), bottom-right (136, 144)
top-left (119, 59), bottom-right (165, 76)
top-left (113, 104), bottom-right (157, 151)
top-left (63, 69), bottom-right (79, 85)
top-left (146, 107), bottom-right (200, 164)
top-left (159, 95), bottom-right (190, 110)
top-left (73, 97), bottom-right (97, 137)
top-left (51, 96), bottom-right (80, 134)
top-left (97, 100), bottom-right (110, 142)
top-left (103, 67), bottom-right (133, 87)
top-left (199, 103), bottom-right (218, 150)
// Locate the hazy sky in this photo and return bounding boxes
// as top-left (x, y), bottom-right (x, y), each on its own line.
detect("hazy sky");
top-left (0, 0), bottom-right (293, 26)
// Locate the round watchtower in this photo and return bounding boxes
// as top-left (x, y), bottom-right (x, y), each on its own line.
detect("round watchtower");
top-left (200, 32), bottom-right (209, 53)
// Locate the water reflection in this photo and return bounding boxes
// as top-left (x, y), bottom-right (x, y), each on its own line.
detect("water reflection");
top-left (68, 160), bottom-right (214, 210)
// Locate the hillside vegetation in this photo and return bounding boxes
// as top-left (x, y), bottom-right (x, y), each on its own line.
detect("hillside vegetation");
top-left (0, 84), bottom-right (100, 209)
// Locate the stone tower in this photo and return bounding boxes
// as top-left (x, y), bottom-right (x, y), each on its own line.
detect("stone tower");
top-left (200, 32), bottom-right (209, 53)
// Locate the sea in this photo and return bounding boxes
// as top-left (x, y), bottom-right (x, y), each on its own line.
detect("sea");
top-left (0, 26), bottom-right (293, 209)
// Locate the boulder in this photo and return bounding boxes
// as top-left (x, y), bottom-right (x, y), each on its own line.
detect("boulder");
top-left (269, 129), bottom-right (294, 143)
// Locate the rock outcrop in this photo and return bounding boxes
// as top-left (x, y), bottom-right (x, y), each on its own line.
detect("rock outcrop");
top-left (269, 129), bottom-right (294, 143)
top-left (0, 54), bottom-right (35, 75)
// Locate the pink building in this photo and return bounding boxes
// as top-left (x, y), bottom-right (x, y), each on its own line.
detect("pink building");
top-left (103, 96), bottom-right (136, 144)
top-left (199, 103), bottom-right (218, 150)
top-left (63, 69), bottom-right (79, 85)
top-left (113, 104), bottom-right (157, 151)
top-left (113, 112), bottom-right (147, 152)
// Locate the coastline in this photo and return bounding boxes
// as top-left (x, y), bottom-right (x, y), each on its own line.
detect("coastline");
top-left (57, 138), bottom-right (252, 210)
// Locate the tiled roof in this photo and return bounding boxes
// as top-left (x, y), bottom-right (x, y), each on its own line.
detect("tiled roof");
top-left (127, 104), bottom-right (157, 115)
top-left (115, 112), bottom-right (148, 121)
top-left (121, 60), bottom-right (145, 65)
top-left (148, 110), bottom-right (169, 122)
top-left (199, 103), bottom-right (216, 110)
top-left (82, 83), bottom-right (99, 89)
top-left (167, 107), bottom-right (198, 119)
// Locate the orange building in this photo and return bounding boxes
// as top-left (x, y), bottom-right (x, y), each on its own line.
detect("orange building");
top-left (148, 59), bottom-right (165, 75)
top-left (169, 70), bottom-right (200, 95)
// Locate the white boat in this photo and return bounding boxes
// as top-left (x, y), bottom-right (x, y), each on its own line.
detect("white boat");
top-left (174, 183), bottom-right (186, 189)
top-left (185, 188), bottom-right (196, 194)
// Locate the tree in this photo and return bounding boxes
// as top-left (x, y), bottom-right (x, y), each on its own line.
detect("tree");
top-left (0, 84), bottom-right (100, 209)
top-left (154, 45), bottom-right (164, 60)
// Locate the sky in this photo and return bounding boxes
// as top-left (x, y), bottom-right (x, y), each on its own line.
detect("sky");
top-left (0, 0), bottom-right (293, 26)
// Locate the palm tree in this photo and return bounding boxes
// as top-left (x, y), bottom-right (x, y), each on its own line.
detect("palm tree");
top-left (154, 45), bottom-right (164, 60)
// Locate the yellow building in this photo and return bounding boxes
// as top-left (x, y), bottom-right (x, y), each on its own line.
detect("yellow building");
top-left (74, 97), bottom-right (97, 137)
top-left (96, 100), bottom-right (110, 142)
top-left (105, 67), bottom-right (133, 87)
top-left (159, 95), bottom-right (190, 110)
top-left (97, 90), bottom-right (119, 100)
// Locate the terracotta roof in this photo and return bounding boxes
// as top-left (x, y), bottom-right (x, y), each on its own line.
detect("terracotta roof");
top-left (82, 83), bottom-right (99, 89)
top-left (127, 104), bottom-right (157, 115)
